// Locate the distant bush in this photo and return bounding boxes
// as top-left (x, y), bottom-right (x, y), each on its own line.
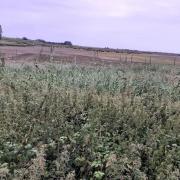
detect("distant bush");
top-left (36, 39), bottom-right (46, 43)
top-left (22, 37), bottom-right (28, 40)
top-left (64, 41), bottom-right (72, 46)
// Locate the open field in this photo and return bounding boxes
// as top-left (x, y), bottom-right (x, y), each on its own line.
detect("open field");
top-left (1, 37), bottom-right (180, 66)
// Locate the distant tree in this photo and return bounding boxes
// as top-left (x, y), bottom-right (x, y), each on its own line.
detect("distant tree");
top-left (22, 37), bottom-right (28, 40)
top-left (64, 41), bottom-right (72, 46)
top-left (0, 25), bottom-right (2, 40)
top-left (36, 39), bottom-right (46, 43)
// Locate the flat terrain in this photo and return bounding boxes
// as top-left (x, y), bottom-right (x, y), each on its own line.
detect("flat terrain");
top-left (0, 37), bottom-right (180, 66)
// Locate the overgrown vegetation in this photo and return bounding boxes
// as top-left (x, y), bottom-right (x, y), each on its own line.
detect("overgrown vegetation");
top-left (0, 63), bottom-right (179, 179)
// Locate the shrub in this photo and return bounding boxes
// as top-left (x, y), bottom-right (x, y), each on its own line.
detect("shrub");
top-left (22, 37), bottom-right (28, 40)
top-left (64, 41), bottom-right (72, 46)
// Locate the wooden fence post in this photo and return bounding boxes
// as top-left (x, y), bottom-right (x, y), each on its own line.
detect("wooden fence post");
top-left (149, 56), bottom-right (152, 65)
top-left (130, 55), bottom-right (133, 64)
top-left (93, 51), bottom-right (96, 61)
top-left (119, 54), bottom-right (122, 62)
top-left (0, 57), bottom-right (5, 67)
top-left (173, 58), bottom-right (176, 66)
top-left (125, 55), bottom-right (127, 63)
top-left (15, 49), bottom-right (18, 61)
top-left (74, 55), bottom-right (77, 65)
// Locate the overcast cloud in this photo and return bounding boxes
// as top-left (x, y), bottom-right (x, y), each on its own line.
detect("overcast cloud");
top-left (0, 0), bottom-right (180, 52)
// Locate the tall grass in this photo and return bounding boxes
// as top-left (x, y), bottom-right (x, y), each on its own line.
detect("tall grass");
top-left (0, 64), bottom-right (179, 179)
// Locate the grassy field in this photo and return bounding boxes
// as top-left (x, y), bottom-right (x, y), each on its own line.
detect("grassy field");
top-left (0, 63), bottom-right (179, 179)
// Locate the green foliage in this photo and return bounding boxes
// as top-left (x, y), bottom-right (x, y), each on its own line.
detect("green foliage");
top-left (0, 64), bottom-right (179, 179)
top-left (94, 171), bottom-right (105, 180)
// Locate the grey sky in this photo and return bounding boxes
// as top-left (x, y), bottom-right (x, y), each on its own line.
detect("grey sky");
top-left (0, 0), bottom-right (180, 53)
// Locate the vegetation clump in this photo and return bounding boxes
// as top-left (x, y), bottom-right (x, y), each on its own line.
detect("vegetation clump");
top-left (64, 41), bottom-right (73, 46)
top-left (0, 64), bottom-right (179, 179)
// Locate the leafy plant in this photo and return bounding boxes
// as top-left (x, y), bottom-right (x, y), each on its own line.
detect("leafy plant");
top-left (0, 64), bottom-right (179, 179)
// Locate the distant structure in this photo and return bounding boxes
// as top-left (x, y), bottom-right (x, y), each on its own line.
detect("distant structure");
top-left (0, 25), bottom-right (2, 40)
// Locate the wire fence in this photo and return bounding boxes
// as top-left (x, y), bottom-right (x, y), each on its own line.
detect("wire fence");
top-left (0, 47), bottom-right (180, 66)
